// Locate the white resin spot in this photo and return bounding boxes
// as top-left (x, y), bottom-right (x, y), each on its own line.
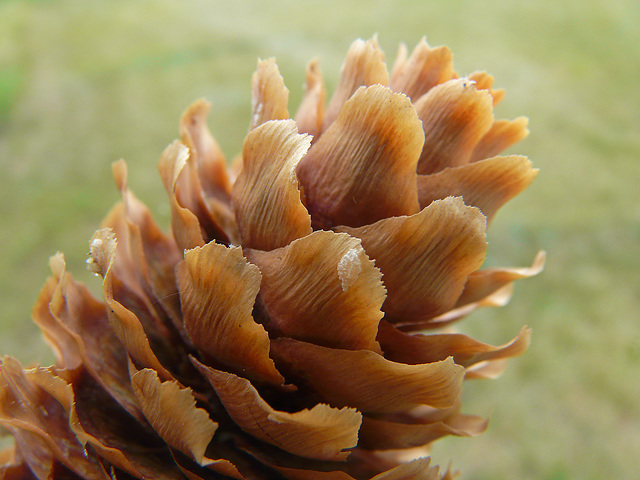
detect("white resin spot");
top-left (337, 248), bottom-right (362, 292)
top-left (86, 228), bottom-right (116, 277)
top-left (252, 102), bottom-right (264, 127)
top-left (460, 77), bottom-right (477, 89)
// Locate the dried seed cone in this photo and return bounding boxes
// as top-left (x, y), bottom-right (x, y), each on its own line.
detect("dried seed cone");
top-left (0, 37), bottom-right (544, 480)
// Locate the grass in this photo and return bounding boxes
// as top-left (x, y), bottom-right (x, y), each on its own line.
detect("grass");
top-left (1, 0), bottom-right (639, 478)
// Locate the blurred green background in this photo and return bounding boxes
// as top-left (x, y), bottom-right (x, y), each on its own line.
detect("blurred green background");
top-left (1, 0), bottom-right (638, 478)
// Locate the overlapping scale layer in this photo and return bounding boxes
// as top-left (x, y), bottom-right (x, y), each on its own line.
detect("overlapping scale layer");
top-left (0, 37), bottom-right (543, 480)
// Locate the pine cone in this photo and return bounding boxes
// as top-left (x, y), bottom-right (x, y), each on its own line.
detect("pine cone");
top-left (0, 37), bottom-right (544, 480)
